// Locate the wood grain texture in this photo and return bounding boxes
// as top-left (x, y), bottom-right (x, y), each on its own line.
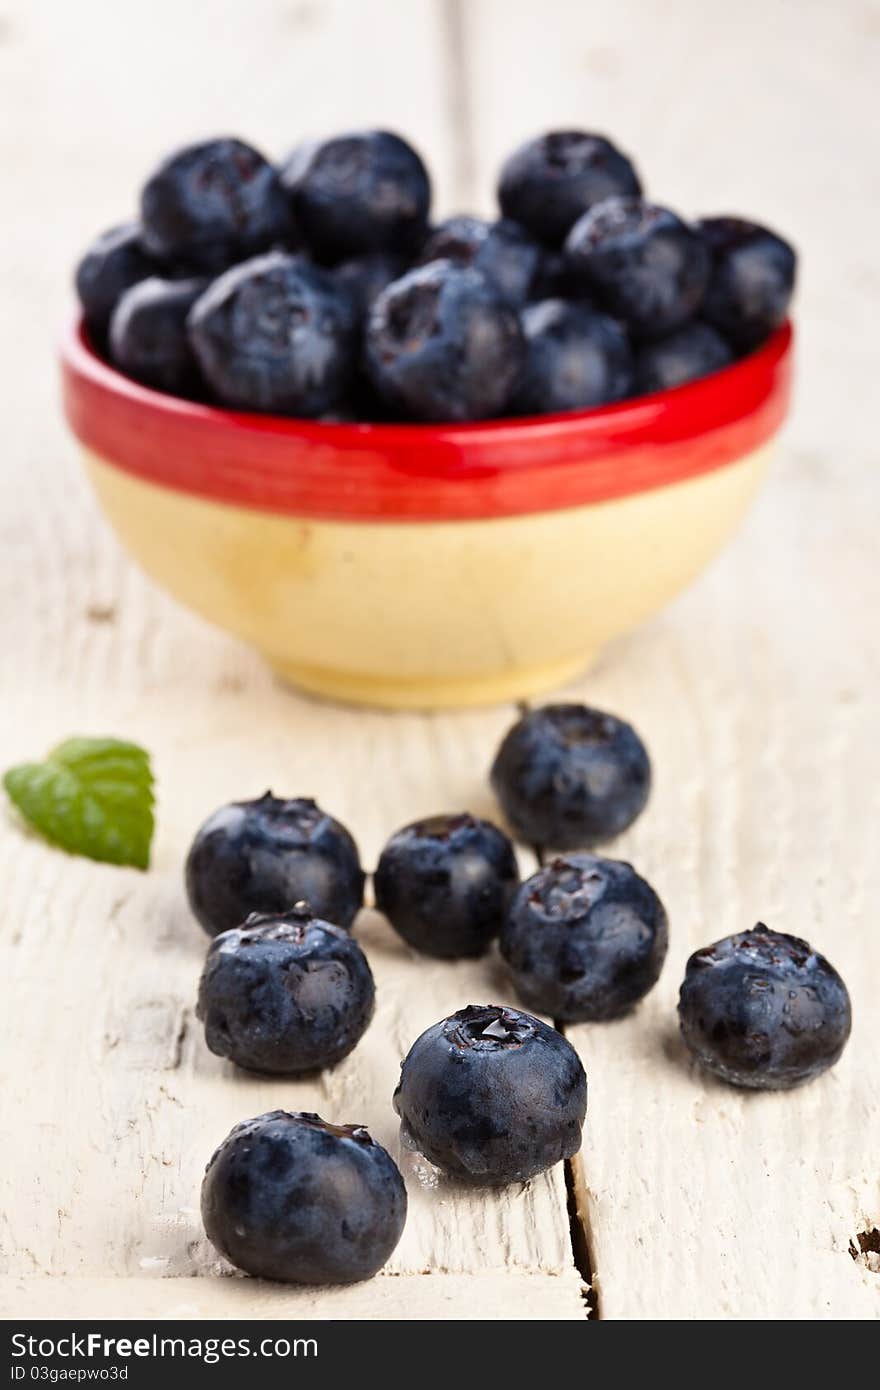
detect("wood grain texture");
top-left (461, 0), bottom-right (880, 1319)
top-left (1, 0), bottom-right (879, 1321)
top-left (0, 0), bottom-right (580, 1320)
top-left (0, 1273), bottom-right (585, 1320)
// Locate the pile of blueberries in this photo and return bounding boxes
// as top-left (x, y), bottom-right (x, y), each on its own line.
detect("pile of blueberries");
top-left (76, 129), bottom-right (796, 423)
top-left (188, 703), bottom-right (851, 1286)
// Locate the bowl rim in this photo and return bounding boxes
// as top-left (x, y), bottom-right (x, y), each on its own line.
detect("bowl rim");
top-left (61, 314), bottom-right (793, 522)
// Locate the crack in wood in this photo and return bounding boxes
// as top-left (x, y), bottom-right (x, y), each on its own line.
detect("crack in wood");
top-left (562, 1152), bottom-right (600, 1318)
top-left (849, 1226), bottom-right (880, 1273)
top-left (519, 694), bottom-right (600, 1316)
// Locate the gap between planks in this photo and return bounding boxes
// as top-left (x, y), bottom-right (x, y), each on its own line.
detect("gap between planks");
top-left (520, 702), bottom-right (601, 1320)
top-left (435, 4), bottom-right (600, 1318)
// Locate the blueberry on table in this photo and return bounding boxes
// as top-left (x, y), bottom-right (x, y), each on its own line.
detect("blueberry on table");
top-left (374, 813), bottom-right (519, 959)
top-left (74, 222), bottom-right (161, 340)
top-left (490, 704), bottom-right (651, 849)
top-left (418, 216), bottom-right (543, 306)
top-left (197, 905), bottom-right (375, 1074)
top-left (281, 130), bottom-right (430, 263)
top-left (498, 130), bottom-right (642, 248)
top-left (678, 924), bottom-right (852, 1090)
top-left (140, 137), bottom-right (290, 274)
top-left (517, 299), bottom-right (634, 413)
top-left (635, 320), bottom-right (733, 394)
top-left (364, 261), bottom-right (525, 421)
top-left (109, 275), bottom-right (207, 395)
top-left (698, 216), bottom-right (797, 350)
top-left (501, 854), bottom-right (668, 1021)
top-left (202, 1110), bottom-right (407, 1284)
top-left (185, 792), bottom-right (365, 937)
top-left (565, 197), bottom-right (710, 337)
top-left (187, 251), bottom-right (357, 415)
top-left (393, 1004), bottom-right (586, 1184)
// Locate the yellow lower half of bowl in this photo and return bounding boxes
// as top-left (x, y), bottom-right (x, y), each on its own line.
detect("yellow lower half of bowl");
top-left (83, 445), bottom-right (773, 708)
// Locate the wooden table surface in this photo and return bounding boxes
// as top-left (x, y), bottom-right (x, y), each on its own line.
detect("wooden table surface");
top-left (1, 0), bottom-right (878, 1321)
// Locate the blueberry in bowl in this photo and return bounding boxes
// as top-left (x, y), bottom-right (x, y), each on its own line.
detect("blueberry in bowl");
top-left (109, 276), bottom-right (208, 396)
top-left (418, 215), bottom-right (543, 306)
top-left (75, 222), bottom-right (162, 342)
top-left (393, 1004), bottom-right (586, 1185)
top-left (185, 792), bottom-right (365, 937)
top-left (201, 1110), bottom-right (407, 1284)
top-left (280, 130), bottom-right (430, 263)
top-left (501, 854), bottom-right (668, 1021)
top-left (635, 320), bottom-right (733, 394)
top-left (491, 704), bottom-right (651, 848)
top-left (498, 130), bottom-right (642, 247)
top-left (517, 298), bottom-right (634, 413)
top-left (364, 260), bottom-right (525, 421)
top-left (565, 197), bottom-right (710, 337)
top-left (678, 924), bottom-right (852, 1089)
top-left (196, 904), bottom-right (374, 1074)
top-left (187, 251), bottom-right (357, 415)
top-left (140, 137), bottom-right (291, 274)
top-left (374, 813), bottom-right (519, 958)
top-left (698, 217), bottom-right (797, 350)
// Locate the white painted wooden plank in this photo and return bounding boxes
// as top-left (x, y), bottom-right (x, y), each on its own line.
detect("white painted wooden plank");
top-left (0, 1272), bottom-right (586, 1320)
top-left (561, 484), bottom-right (880, 1319)
top-left (459, 0), bottom-right (880, 1320)
top-left (0, 0), bottom-right (580, 1318)
top-left (0, 690), bottom-right (575, 1293)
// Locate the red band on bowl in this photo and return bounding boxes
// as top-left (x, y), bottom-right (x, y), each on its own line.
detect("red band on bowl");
top-left (61, 316), bottom-right (792, 522)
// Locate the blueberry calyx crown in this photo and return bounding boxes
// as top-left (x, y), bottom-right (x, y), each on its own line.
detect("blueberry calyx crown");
top-left (544, 704), bottom-right (621, 748)
top-left (527, 856), bottom-right (608, 920)
top-left (381, 269), bottom-right (443, 353)
top-left (690, 922), bottom-right (816, 972)
top-left (234, 901), bottom-right (317, 945)
top-left (409, 811), bottom-right (478, 841)
top-left (445, 1004), bottom-right (535, 1050)
top-left (252, 790), bottom-right (321, 821)
top-left (293, 1112), bottom-right (375, 1145)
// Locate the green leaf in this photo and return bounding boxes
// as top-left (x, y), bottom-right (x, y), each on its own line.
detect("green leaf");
top-left (3, 737), bottom-right (155, 869)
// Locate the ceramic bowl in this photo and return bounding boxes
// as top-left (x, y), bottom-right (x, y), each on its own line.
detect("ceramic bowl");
top-left (61, 319), bottom-right (792, 708)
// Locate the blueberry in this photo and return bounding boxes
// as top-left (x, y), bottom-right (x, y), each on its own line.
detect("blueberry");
top-left (635, 320), bottom-right (733, 393)
top-left (678, 924), bottom-right (852, 1090)
top-left (565, 197), bottom-right (710, 337)
top-left (393, 1004), bottom-right (586, 1184)
top-left (197, 905), bottom-right (374, 1074)
top-left (698, 217), bottom-right (797, 350)
top-left (109, 275), bottom-right (207, 395)
top-left (185, 792), bottom-right (365, 937)
top-left (281, 130), bottom-right (430, 263)
top-left (498, 130), bottom-right (642, 247)
top-left (491, 704), bottom-right (651, 849)
top-left (516, 299), bottom-right (634, 414)
top-left (364, 261), bottom-right (525, 421)
top-left (140, 137), bottom-right (290, 274)
top-left (501, 854), bottom-right (667, 1021)
top-left (75, 222), bottom-right (161, 341)
top-left (374, 813), bottom-right (519, 959)
top-left (202, 1110), bottom-right (407, 1283)
top-left (418, 216), bottom-right (543, 306)
top-left (187, 252), bottom-right (356, 415)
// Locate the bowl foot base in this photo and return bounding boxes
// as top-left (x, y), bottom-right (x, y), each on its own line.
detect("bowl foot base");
top-left (268, 652), bottom-right (597, 711)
